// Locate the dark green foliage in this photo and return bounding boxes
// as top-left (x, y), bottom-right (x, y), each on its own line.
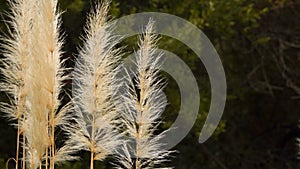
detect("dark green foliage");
top-left (0, 0), bottom-right (299, 168)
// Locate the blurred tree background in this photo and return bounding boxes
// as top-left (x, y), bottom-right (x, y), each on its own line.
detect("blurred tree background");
top-left (0, 0), bottom-right (300, 168)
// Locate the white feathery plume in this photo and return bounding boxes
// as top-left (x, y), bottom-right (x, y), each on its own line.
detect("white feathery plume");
top-left (20, 0), bottom-right (72, 168)
top-left (63, 1), bottom-right (123, 169)
top-left (36, 0), bottom-right (73, 168)
top-left (116, 20), bottom-right (174, 169)
top-left (0, 0), bottom-right (34, 168)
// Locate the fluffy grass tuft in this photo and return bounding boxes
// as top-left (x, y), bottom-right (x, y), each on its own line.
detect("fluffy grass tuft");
top-left (62, 1), bottom-right (123, 169)
top-left (0, 0), bottom-right (73, 168)
top-left (0, 0), bottom-right (35, 168)
top-left (115, 20), bottom-right (174, 169)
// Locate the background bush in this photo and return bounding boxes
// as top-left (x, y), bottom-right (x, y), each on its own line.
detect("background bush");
top-left (0, 0), bottom-right (299, 168)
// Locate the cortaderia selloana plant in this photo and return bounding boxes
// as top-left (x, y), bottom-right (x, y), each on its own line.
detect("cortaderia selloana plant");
top-left (0, 0), bottom-right (34, 168)
top-left (115, 20), bottom-right (174, 169)
top-left (0, 0), bottom-right (176, 169)
top-left (62, 1), bottom-right (123, 169)
top-left (1, 0), bottom-right (74, 169)
top-left (25, 0), bottom-right (75, 168)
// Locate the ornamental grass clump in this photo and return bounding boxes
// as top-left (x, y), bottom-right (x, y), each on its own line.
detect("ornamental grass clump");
top-left (1, 0), bottom-right (73, 168)
top-left (0, 1), bottom-right (175, 169)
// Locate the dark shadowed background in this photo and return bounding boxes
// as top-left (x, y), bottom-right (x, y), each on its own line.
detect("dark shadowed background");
top-left (0, 0), bottom-right (299, 168)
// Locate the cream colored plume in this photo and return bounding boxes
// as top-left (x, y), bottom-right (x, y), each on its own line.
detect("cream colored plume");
top-left (62, 1), bottom-right (123, 169)
top-left (115, 20), bottom-right (174, 169)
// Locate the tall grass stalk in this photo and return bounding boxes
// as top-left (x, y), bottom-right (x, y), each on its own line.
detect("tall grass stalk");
top-left (36, 1), bottom-right (65, 168)
top-left (8, 0), bottom-right (73, 168)
top-left (62, 2), bottom-right (123, 169)
top-left (0, 0), bottom-right (35, 168)
top-left (27, 0), bottom-right (73, 168)
top-left (116, 20), bottom-right (173, 169)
